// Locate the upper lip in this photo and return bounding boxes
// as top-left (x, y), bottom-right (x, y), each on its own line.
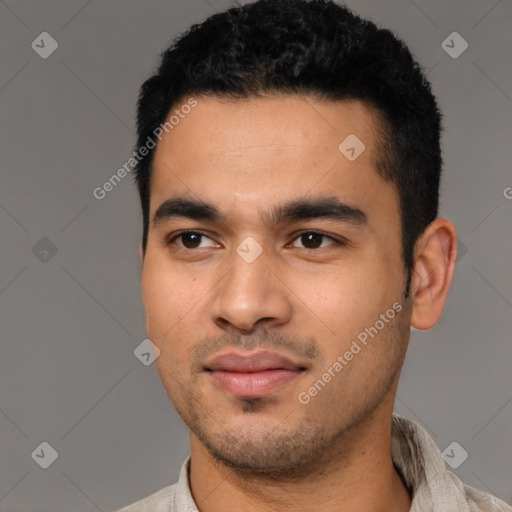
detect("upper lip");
top-left (204, 350), bottom-right (306, 372)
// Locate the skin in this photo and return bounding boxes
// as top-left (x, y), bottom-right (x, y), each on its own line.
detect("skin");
top-left (140, 94), bottom-right (457, 512)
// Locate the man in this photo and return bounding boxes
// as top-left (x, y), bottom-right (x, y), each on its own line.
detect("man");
top-left (117, 1), bottom-right (511, 510)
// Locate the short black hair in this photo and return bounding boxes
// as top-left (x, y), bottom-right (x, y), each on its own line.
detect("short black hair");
top-left (134, 0), bottom-right (442, 291)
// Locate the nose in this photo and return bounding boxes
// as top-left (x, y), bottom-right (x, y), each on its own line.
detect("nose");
top-left (210, 247), bottom-right (293, 333)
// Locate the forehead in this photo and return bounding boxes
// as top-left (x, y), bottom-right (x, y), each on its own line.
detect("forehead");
top-left (149, 95), bottom-right (397, 226)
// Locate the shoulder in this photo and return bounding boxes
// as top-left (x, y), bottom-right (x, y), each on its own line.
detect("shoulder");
top-left (464, 483), bottom-right (512, 512)
top-left (115, 483), bottom-right (177, 512)
top-left (391, 414), bottom-right (511, 512)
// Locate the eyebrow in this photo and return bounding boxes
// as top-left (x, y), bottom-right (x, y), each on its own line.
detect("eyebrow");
top-left (152, 196), bottom-right (367, 228)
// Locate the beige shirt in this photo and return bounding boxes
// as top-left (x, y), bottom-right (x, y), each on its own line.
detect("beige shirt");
top-left (116, 413), bottom-right (511, 512)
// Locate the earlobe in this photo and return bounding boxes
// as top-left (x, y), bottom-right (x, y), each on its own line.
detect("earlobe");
top-left (410, 218), bottom-right (457, 330)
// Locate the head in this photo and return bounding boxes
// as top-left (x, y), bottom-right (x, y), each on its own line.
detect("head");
top-left (135, 0), bottom-right (457, 478)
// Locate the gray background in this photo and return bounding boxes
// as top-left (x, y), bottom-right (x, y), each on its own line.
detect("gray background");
top-left (0, 0), bottom-right (511, 510)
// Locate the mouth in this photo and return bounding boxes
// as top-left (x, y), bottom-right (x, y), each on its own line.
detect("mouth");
top-left (204, 350), bottom-right (307, 398)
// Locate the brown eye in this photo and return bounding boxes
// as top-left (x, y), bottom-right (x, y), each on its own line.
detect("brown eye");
top-left (179, 232), bottom-right (203, 249)
top-left (167, 231), bottom-right (219, 250)
top-left (290, 231), bottom-right (337, 250)
top-left (300, 232), bottom-right (323, 249)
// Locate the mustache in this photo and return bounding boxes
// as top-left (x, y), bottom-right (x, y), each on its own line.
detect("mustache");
top-left (190, 328), bottom-right (321, 372)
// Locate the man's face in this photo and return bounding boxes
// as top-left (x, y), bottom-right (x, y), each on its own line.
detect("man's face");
top-left (141, 95), bottom-right (411, 476)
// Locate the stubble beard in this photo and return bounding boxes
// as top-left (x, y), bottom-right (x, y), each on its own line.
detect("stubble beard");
top-left (171, 351), bottom-right (405, 482)
top-left (163, 301), bottom-right (411, 482)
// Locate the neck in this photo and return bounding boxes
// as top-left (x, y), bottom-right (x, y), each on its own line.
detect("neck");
top-left (188, 405), bottom-right (412, 512)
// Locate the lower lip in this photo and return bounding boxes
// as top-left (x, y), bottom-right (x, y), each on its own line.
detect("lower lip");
top-left (208, 369), bottom-right (302, 397)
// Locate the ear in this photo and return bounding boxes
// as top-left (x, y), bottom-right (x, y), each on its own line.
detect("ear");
top-left (410, 218), bottom-right (457, 330)
top-left (138, 241), bottom-right (144, 263)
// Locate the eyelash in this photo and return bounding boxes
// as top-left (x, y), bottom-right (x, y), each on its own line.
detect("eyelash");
top-left (165, 230), bottom-right (345, 251)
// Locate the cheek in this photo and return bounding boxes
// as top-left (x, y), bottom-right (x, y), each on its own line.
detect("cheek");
top-left (141, 254), bottom-right (217, 349)
top-left (141, 263), bottom-right (197, 381)
top-left (141, 256), bottom-right (192, 336)
top-left (297, 260), bottom-right (401, 349)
